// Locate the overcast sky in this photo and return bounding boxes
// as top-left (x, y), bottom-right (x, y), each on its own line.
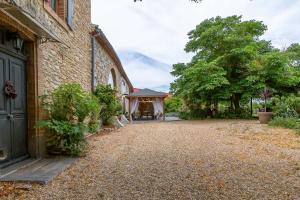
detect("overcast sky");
top-left (91, 0), bottom-right (300, 91)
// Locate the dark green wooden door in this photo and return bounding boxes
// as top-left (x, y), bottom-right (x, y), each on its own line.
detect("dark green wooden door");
top-left (0, 50), bottom-right (27, 166)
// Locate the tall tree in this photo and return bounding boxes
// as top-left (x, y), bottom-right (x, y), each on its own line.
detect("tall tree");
top-left (286, 43), bottom-right (300, 68)
top-left (172, 16), bottom-right (270, 113)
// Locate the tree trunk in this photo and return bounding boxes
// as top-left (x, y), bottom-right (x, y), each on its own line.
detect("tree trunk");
top-left (205, 101), bottom-right (212, 118)
top-left (232, 94), bottom-right (241, 114)
top-left (212, 100), bottom-right (218, 117)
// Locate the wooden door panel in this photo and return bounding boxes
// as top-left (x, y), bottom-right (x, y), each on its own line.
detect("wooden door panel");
top-left (0, 51), bottom-right (11, 164)
top-left (12, 117), bottom-right (27, 158)
top-left (10, 58), bottom-right (26, 114)
top-left (0, 118), bottom-right (11, 163)
top-left (0, 53), bottom-right (9, 115)
top-left (0, 50), bottom-right (27, 165)
top-left (9, 56), bottom-right (27, 159)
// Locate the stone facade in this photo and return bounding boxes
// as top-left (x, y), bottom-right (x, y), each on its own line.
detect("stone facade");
top-left (0, 0), bottom-right (133, 158)
top-left (13, 0), bottom-right (93, 92)
top-left (94, 36), bottom-right (131, 113)
top-left (95, 41), bottom-right (130, 95)
top-left (92, 27), bottom-right (132, 114)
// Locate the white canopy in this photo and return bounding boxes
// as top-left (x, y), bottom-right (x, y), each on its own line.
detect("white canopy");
top-left (152, 98), bottom-right (164, 118)
top-left (130, 98), bottom-right (139, 114)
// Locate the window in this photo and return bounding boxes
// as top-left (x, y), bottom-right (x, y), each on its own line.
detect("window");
top-left (50, 0), bottom-right (57, 12)
top-left (121, 79), bottom-right (127, 94)
top-left (67, 0), bottom-right (74, 28)
top-left (44, 0), bottom-right (74, 29)
top-left (108, 73), bottom-right (114, 88)
top-left (108, 69), bottom-right (116, 89)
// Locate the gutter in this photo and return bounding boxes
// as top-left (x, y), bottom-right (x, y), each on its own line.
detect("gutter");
top-left (91, 36), bottom-right (96, 91)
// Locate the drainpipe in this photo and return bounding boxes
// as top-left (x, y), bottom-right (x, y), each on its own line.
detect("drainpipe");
top-left (91, 36), bottom-right (96, 92)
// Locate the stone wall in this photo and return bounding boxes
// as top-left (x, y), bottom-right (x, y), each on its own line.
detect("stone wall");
top-left (95, 42), bottom-right (130, 96)
top-left (2, 0), bottom-right (93, 157)
top-left (13, 0), bottom-right (93, 93)
top-left (1, 0), bottom-right (132, 157)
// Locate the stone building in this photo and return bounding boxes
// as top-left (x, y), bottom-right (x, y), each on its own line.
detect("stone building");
top-left (91, 26), bottom-right (132, 113)
top-left (0, 0), bottom-right (133, 167)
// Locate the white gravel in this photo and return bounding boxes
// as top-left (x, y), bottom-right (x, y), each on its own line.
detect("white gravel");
top-left (2, 120), bottom-right (300, 200)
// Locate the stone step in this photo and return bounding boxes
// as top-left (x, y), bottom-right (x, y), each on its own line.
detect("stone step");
top-left (0, 157), bottom-right (76, 184)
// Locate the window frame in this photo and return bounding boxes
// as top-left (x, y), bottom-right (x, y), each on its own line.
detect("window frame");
top-left (121, 79), bottom-right (127, 94)
top-left (50, 0), bottom-right (58, 12)
top-left (44, 0), bottom-right (72, 31)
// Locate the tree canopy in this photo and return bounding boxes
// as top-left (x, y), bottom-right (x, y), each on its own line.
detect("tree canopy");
top-left (171, 15), bottom-right (300, 116)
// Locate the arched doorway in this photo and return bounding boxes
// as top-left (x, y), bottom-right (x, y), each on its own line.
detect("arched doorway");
top-left (108, 68), bottom-right (116, 89)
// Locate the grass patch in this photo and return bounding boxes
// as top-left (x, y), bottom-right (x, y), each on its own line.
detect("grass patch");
top-left (269, 117), bottom-right (300, 134)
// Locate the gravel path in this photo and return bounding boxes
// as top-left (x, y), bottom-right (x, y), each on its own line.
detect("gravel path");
top-left (2, 120), bottom-right (300, 200)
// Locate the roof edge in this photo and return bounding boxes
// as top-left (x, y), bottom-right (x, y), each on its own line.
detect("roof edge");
top-left (91, 25), bottom-right (133, 92)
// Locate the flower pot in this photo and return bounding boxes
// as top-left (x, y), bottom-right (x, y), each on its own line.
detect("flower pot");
top-left (257, 112), bottom-right (273, 124)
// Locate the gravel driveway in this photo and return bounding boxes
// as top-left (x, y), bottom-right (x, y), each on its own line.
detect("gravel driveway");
top-left (2, 120), bottom-right (300, 200)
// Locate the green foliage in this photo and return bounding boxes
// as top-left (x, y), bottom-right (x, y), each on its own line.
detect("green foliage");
top-left (269, 117), bottom-right (300, 134)
top-left (36, 83), bottom-right (100, 156)
top-left (259, 52), bottom-right (300, 95)
top-left (286, 43), bottom-right (300, 67)
top-left (268, 93), bottom-right (300, 134)
top-left (165, 96), bottom-right (183, 113)
top-left (88, 116), bottom-right (101, 133)
top-left (171, 15), bottom-right (300, 118)
top-left (214, 108), bottom-right (252, 119)
top-left (179, 109), bottom-right (208, 120)
top-left (272, 94), bottom-right (300, 118)
top-left (36, 120), bottom-right (87, 156)
top-left (93, 84), bottom-right (122, 125)
top-left (41, 83), bottom-right (100, 122)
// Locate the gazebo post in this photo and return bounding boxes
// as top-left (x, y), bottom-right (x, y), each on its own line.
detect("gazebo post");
top-left (162, 97), bottom-right (166, 121)
top-left (129, 97), bottom-right (132, 123)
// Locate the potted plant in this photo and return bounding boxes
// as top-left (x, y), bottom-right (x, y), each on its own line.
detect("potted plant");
top-left (257, 87), bottom-right (273, 124)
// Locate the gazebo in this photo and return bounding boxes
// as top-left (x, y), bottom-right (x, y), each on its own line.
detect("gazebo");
top-left (126, 88), bottom-right (168, 122)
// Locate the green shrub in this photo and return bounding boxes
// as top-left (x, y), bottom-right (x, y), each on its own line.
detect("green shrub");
top-left (269, 117), bottom-right (300, 133)
top-left (93, 84), bottom-right (122, 125)
top-left (214, 109), bottom-right (252, 119)
top-left (36, 83), bottom-right (100, 156)
top-left (179, 111), bottom-right (190, 120)
top-left (88, 119), bottom-right (101, 134)
top-left (180, 107), bottom-right (252, 120)
top-left (179, 109), bottom-right (208, 120)
top-left (273, 94), bottom-right (300, 118)
top-left (88, 106), bottom-right (101, 133)
top-left (165, 96), bottom-right (183, 113)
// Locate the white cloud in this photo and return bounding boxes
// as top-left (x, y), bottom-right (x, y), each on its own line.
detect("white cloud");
top-left (118, 50), bottom-right (173, 92)
top-left (91, 0), bottom-right (300, 90)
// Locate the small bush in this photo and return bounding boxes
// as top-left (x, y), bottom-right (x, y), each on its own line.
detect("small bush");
top-left (88, 121), bottom-right (101, 133)
top-left (179, 109), bottom-right (208, 120)
top-left (36, 83), bottom-right (100, 156)
top-left (269, 117), bottom-right (300, 134)
top-left (214, 107), bottom-right (252, 119)
top-left (165, 96), bottom-right (183, 113)
top-left (88, 108), bottom-right (101, 133)
top-left (93, 84), bottom-right (122, 125)
top-left (273, 94), bottom-right (300, 118)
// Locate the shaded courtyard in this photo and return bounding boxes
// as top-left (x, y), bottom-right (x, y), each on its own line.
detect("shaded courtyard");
top-left (1, 120), bottom-right (300, 199)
